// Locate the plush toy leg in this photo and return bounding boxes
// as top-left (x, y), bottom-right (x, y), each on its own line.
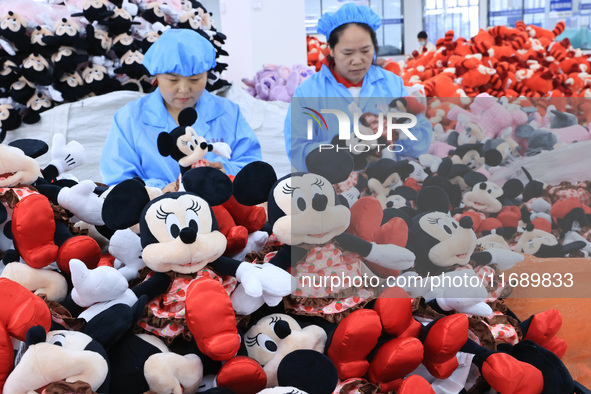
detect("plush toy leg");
top-left (502, 339), bottom-right (575, 394)
top-left (420, 314), bottom-right (469, 379)
top-left (0, 278), bottom-right (51, 391)
top-left (367, 336), bottom-right (424, 391)
top-left (215, 356), bottom-right (267, 394)
top-left (374, 286), bottom-right (421, 338)
top-left (222, 195), bottom-right (267, 233)
top-left (11, 194), bottom-right (58, 268)
top-left (463, 339), bottom-right (544, 394)
top-left (211, 205), bottom-right (249, 257)
top-left (185, 277), bottom-right (240, 361)
top-left (326, 309), bottom-right (382, 379)
top-left (56, 235), bottom-right (101, 274)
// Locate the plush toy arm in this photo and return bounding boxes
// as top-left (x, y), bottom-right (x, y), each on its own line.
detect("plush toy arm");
top-left (335, 233), bottom-right (415, 270)
top-left (471, 248), bottom-right (525, 270)
top-left (47, 134), bottom-right (85, 175)
top-left (235, 262), bottom-right (293, 299)
top-left (57, 180), bottom-right (105, 226)
top-left (211, 142), bottom-right (232, 160)
top-left (266, 245), bottom-right (308, 271)
top-left (427, 270), bottom-right (493, 317)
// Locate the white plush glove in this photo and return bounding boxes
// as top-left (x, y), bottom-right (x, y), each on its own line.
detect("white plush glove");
top-left (483, 247), bottom-right (524, 270)
top-left (70, 259), bottom-right (129, 307)
top-left (211, 142), bottom-right (232, 160)
top-left (109, 228), bottom-right (145, 280)
top-left (57, 180), bottom-right (105, 225)
top-left (48, 133), bottom-right (85, 174)
top-left (419, 153), bottom-right (442, 173)
top-left (235, 262), bottom-right (293, 299)
top-left (365, 242), bottom-right (415, 270)
top-left (230, 283), bottom-right (265, 315)
top-left (430, 269), bottom-right (493, 317)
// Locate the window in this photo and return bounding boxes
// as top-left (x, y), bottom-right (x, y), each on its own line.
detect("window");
top-left (305, 0), bottom-right (404, 54)
top-left (424, 0), bottom-right (479, 43)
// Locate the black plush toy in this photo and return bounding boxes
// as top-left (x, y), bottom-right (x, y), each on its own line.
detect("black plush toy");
top-left (29, 26), bottom-right (59, 59)
top-left (71, 0), bottom-right (114, 23)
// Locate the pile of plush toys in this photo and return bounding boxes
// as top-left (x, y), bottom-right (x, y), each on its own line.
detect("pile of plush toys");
top-left (0, 0), bottom-right (229, 129)
top-left (400, 21), bottom-right (591, 98)
top-left (1, 93), bottom-right (590, 394)
top-left (241, 63), bottom-right (315, 103)
top-left (306, 35), bottom-right (330, 72)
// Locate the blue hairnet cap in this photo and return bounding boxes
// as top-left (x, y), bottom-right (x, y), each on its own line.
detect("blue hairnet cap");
top-left (317, 2), bottom-right (381, 38)
top-left (142, 28), bottom-right (217, 76)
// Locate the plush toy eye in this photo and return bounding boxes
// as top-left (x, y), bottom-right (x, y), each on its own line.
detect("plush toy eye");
top-left (258, 334), bottom-right (277, 352)
top-left (165, 214), bottom-right (181, 238)
top-left (49, 334), bottom-right (65, 347)
top-left (186, 209), bottom-right (199, 232)
top-left (451, 220), bottom-right (458, 229)
top-left (187, 141), bottom-right (194, 151)
top-left (438, 219), bottom-right (453, 235)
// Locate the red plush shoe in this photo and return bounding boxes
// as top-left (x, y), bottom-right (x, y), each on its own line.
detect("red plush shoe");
top-left (522, 309), bottom-right (562, 347)
top-left (326, 309), bottom-right (382, 380)
top-left (216, 356), bottom-right (267, 394)
top-left (223, 195), bottom-right (267, 233)
top-left (481, 352), bottom-right (544, 394)
top-left (185, 277), bottom-right (240, 361)
top-left (223, 225), bottom-right (249, 257)
top-left (542, 336), bottom-right (567, 359)
top-left (367, 337), bottom-right (423, 388)
top-left (422, 314), bottom-right (469, 379)
top-left (396, 374), bottom-right (435, 394)
top-left (374, 286), bottom-right (421, 338)
top-left (56, 235), bottom-right (101, 274)
top-left (11, 194), bottom-right (58, 268)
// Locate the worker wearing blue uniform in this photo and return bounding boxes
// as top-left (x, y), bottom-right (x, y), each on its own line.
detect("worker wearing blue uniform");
top-left (100, 29), bottom-right (261, 189)
top-left (285, 3), bottom-right (432, 172)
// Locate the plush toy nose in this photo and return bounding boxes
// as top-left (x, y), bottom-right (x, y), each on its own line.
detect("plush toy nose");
top-left (312, 193), bottom-right (328, 211)
top-left (274, 320), bottom-right (291, 339)
top-left (179, 227), bottom-right (197, 244)
top-left (459, 216), bottom-right (473, 229)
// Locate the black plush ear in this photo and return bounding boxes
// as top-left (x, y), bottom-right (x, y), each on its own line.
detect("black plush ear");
top-left (8, 139), bottom-right (49, 158)
top-left (393, 185), bottom-right (417, 202)
top-left (447, 130), bottom-right (459, 147)
top-left (416, 185), bottom-right (450, 213)
top-left (464, 170), bottom-right (488, 187)
top-left (305, 148), bottom-right (353, 184)
top-left (521, 167), bottom-right (544, 202)
top-left (157, 132), bottom-right (174, 157)
top-left (25, 325), bottom-right (47, 346)
top-left (277, 350), bottom-right (338, 394)
top-left (485, 149), bottom-right (503, 167)
top-left (233, 161), bottom-right (277, 206)
top-left (178, 107), bottom-right (197, 127)
top-left (437, 156), bottom-right (453, 177)
top-left (502, 178), bottom-right (524, 199)
top-left (102, 178), bottom-right (150, 229)
top-left (0, 204), bottom-right (6, 224)
top-left (182, 167), bottom-right (232, 206)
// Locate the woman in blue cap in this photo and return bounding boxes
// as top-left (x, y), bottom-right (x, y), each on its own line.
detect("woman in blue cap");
top-left (285, 2), bottom-right (432, 172)
top-left (100, 28), bottom-right (262, 188)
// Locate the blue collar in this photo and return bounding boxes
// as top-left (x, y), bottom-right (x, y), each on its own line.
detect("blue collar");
top-left (141, 88), bottom-right (224, 128)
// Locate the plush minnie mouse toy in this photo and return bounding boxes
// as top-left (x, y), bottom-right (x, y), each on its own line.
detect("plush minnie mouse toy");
top-left (101, 165), bottom-right (292, 362)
